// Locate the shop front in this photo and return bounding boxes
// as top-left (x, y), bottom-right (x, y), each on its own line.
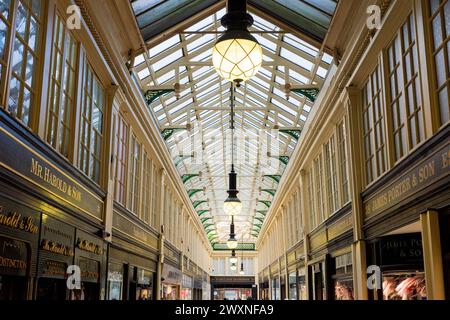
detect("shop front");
top-left (288, 269), bottom-right (297, 300)
top-left (181, 274), bottom-right (193, 300)
top-left (107, 243), bottom-right (157, 301)
top-left (259, 273), bottom-right (270, 300)
top-left (74, 230), bottom-right (107, 300)
top-left (331, 251), bottom-right (354, 300)
top-left (36, 214), bottom-right (75, 300)
top-left (367, 232), bottom-right (426, 300)
top-left (297, 267), bottom-right (307, 300)
top-left (210, 276), bottom-right (255, 300)
top-left (161, 263), bottom-right (182, 300)
top-left (0, 196), bottom-right (40, 300)
top-left (193, 275), bottom-right (203, 300)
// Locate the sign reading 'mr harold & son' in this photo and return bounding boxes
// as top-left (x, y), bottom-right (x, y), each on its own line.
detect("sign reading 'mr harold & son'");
top-left (0, 122), bottom-right (103, 220)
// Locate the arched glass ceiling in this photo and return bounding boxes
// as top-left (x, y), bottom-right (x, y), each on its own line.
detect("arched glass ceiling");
top-left (132, 7), bottom-right (334, 246)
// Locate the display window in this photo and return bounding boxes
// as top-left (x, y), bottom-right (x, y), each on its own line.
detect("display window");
top-left (332, 253), bottom-right (354, 300)
top-left (297, 268), bottom-right (307, 300)
top-left (162, 284), bottom-right (179, 300)
top-left (382, 273), bottom-right (426, 300)
top-left (213, 288), bottom-right (252, 300)
top-left (135, 268), bottom-right (153, 300)
top-left (107, 263), bottom-right (123, 300)
top-left (288, 271), bottom-right (297, 300)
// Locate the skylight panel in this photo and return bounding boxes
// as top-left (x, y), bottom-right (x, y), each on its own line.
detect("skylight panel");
top-left (278, 112), bottom-right (294, 126)
top-left (153, 105), bottom-right (163, 113)
top-left (185, 15), bottom-right (214, 32)
top-left (165, 96), bottom-right (177, 105)
top-left (254, 34), bottom-right (276, 53)
top-left (289, 69), bottom-right (309, 84)
top-left (153, 49), bottom-right (183, 72)
top-left (169, 98), bottom-right (192, 115)
top-left (157, 113), bottom-right (167, 121)
top-left (251, 75), bottom-right (270, 89)
top-left (191, 50), bottom-right (212, 62)
top-left (283, 34), bottom-right (318, 57)
top-left (187, 34), bottom-right (215, 52)
top-left (134, 54), bottom-right (145, 67)
top-left (272, 98), bottom-right (296, 117)
top-left (149, 35), bottom-right (180, 58)
top-left (172, 113), bottom-right (186, 123)
top-left (192, 66), bottom-right (210, 78)
top-left (300, 114), bottom-right (307, 122)
top-left (303, 105), bottom-right (312, 113)
top-left (316, 66), bottom-right (328, 79)
top-left (157, 70), bottom-right (175, 84)
top-left (196, 73), bottom-right (218, 89)
top-left (259, 67), bottom-right (272, 79)
top-left (253, 15), bottom-right (278, 31)
top-left (322, 53), bottom-right (333, 64)
top-left (275, 76), bottom-right (285, 85)
top-left (138, 68), bottom-right (150, 80)
top-left (280, 48), bottom-right (314, 72)
top-left (247, 83), bottom-right (268, 99)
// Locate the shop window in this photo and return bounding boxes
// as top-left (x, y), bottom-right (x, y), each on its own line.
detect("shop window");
top-left (2, 0), bottom-right (43, 127)
top-left (429, 0), bottom-right (450, 125)
top-left (113, 114), bottom-right (128, 206)
top-left (128, 135), bottom-right (141, 216)
top-left (362, 64), bottom-right (387, 185)
top-left (387, 14), bottom-right (425, 161)
top-left (307, 169), bottom-right (316, 230)
top-left (142, 152), bottom-right (152, 225)
top-left (288, 271), bottom-right (297, 300)
top-left (107, 263), bottom-right (123, 300)
top-left (324, 136), bottom-right (338, 216)
top-left (46, 12), bottom-right (78, 158)
top-left (313, 154), bottom-right (325, 224)
top-left (337, 121), bottom-right (349, 204)
top-left (78, 60), bottom-right (105, 184)
top-left (333, 253), bottom-right (354, 300)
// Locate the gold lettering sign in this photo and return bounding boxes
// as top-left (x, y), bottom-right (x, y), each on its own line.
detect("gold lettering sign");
top-left (0, 256), bottom-right (27, 269)
top-left (41, 239), bottom-right (74, 257)
top-left (364, 143), bottom-right (450, 219)
top-left (76, 239), bottom-right (104, 255)
top-left (30, 158), bottom-right (82, 203)
top-left (0, 207), bottom-right (39, 234)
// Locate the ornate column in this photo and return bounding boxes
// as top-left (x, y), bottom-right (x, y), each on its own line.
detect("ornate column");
top-left (420, 210), bottom-right (445, 300)
top-left (156, 169), bottom-right (166, 300)
top-left (344, 86), bottom-right (368, 300)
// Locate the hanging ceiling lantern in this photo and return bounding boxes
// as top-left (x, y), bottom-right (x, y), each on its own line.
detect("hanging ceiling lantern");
top-left (230, 263), bottom-right (237, 271)
top-left (212, 0), bottom-right (262, 86)
top-left (239, 262), bottom-right (244, 275)
top-left (227, 215), bottom-right (238, 249)
top-left (230, 250), bottom-right (238, 264)
top-left (224, 164), bottom-right (242, 216)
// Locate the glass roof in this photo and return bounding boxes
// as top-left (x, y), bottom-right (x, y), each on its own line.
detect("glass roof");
top-left (132, 7), bottom-right (334, 245)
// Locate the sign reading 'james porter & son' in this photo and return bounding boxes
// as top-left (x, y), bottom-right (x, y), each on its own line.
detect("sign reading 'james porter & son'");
top-left (364, 142), bottom-right (450, 218)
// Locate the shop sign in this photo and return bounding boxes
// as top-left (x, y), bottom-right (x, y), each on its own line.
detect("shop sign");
top-left (0, 202), bottom-right (39, 235)
top-left (40, 214), bottom-right (75, 257)
top-left (364, 142), bottom-right (450, 219)
top-left (41, 260), bottom-right (68, 278)
top-left (378, 233), bottom-right (423, 267)
top-left (0, 236), bottom-right (28, 276)
top-left (0, 124), bottom-right (103, 220)
top-left (162, 264), bottom-right (182, 284)
top-left (76, 239), bottom-right (104, 255)
top-left (78, 257), bottom-right (100, 283)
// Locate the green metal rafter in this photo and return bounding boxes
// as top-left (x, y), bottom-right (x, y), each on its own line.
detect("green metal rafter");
top-left (181, 173), bottom-right (201, 184)
top-left (263, 175), bottom-right (282, 183)
top-left (200, 217), bottom-right (213, 224)
top-left (174, 154), bottom-right (194, 167)
top-left (144, 89), bottom-right (174, 105)
top-left (188, 189), bottom-right (204, 198)
top-left (193, 200), bottom-right (207, 209)
top-left (256, 210), bottom-right (268, 216)
top-left (279, 129), bottom-right (301, 141)
top-left (291, 87), bottom-right (319, 103)
top-left (270, 156), bottom-right (290, 166)
top-left (197, 210), bottom-right (210, 217)
top-left (258, 200), bottom-right (272, 208)
top-left (260, 189), bottom-right (277, 197)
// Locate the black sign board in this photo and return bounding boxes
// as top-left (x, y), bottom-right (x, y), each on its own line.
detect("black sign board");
top-left (0, 121), bottom-right (103, 220)
top-left (78, 257), bottom-right (100, 283)
top-left (377, 233), bottom-right (424, 268)
top-left (0, 236), bottom-right (29, 277)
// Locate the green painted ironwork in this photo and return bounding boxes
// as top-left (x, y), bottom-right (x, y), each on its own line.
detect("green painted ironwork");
top-left (256, 210), bottom-right (268, 216)
top-left (174, 154), bottom-right (194, 167)
top-left (203, 224), bottom-right (214, 230)
top-left (212, 243), bottom-right (256, 251)
top-left (188, 189), bottom-right (204, 198)
top-left (193, 200), bottom-right (207, 209)
top-left (253, 217), bottom-right (265, 223)
top-left (270, 156), bottom-right (290, 166)
top-left (258, 200), bottom-right (272, 208)
top-left (291, 87), bottom-right (319, 103)
top-left (144, 89), bottom-right (174, 105)
top-left (279, 129), bottom-right (301, 141)
top-left (253, 224), bottom-right (262, 229)
top-left (197, 210), bottom-right (210, 217)
top-left (260, 189), bottom-right (276, 197)
top-left (201, 217), bottom-right (213, 224)
top-left (207, 230), bottom-right (217, 237)
top-left (263, 175), bottom-right (281, 183)
top-left (181, 174), bottom-right (200, 184)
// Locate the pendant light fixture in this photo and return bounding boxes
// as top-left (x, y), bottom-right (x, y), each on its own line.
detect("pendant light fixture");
top-left (227, 215), bottom-right (238, 249)
top-left (224, 85), bottom-right (242, 217)
top-left (212, 0), bottom-right (263, 86)
top-left (230, 249), bottom-right (238, 264)
top-left (239, 235), bottom-right (245, 275)
top-left (230, 263), bottom-right (237, 271)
